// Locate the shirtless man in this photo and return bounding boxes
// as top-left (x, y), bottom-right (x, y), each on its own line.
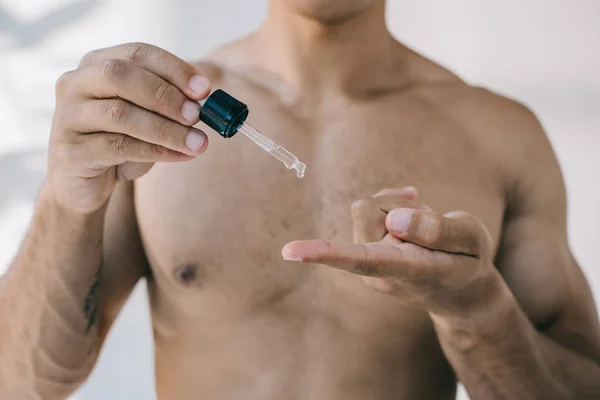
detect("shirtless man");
top-left (2, 0), bottom-right (600, 399)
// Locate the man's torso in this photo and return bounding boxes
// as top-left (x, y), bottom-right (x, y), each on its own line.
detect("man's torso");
top-left (134, 52), bottom-right (509, 399)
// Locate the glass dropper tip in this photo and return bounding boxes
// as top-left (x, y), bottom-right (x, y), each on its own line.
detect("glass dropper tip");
top-left (294, 161), bottom-right (306, 178)
top-left (236, 122), bottom-right (307, 179)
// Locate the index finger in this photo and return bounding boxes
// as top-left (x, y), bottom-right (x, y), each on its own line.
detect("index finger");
top-left (79, 42), bottom-right (210, 100)
top-left (281, 238), bottom-right (426, 278)
top-left (281, 238), bottom-right (478, 284)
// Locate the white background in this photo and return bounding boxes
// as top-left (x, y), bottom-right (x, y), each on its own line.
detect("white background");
top-left (0, 1), bottom-right (598, 399)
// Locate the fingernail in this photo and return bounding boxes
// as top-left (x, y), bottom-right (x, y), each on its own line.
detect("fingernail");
top-left (181, 100), bottom-right (200, 122)
top-left (189, 75), bottom-right (209, 95)
top-left (388, 209), bottom-right (412, 233)
top-left (186, 130), bottom-right (206, 151)
top-left (283, 256), bottom-right (303, 262)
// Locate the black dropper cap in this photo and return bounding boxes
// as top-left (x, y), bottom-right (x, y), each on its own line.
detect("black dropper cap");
top-left (198, 89), bottom-right (249, 138)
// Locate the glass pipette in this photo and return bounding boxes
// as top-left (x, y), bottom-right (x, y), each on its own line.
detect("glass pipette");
top-left (198, 89), bottom-right (306, 179)
top-left (236, 122), bottom-right (306, 178)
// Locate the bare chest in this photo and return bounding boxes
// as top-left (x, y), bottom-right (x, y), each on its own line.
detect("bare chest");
top-left (135, 90), bottom-right (505, 314)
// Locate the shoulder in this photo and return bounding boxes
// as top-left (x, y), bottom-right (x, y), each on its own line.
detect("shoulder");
top-left (457, 87), bottom-right (544, 144)
top-left (402, 47), bottom-right (548, 152)
top-left (448, 87), bottom-right (565, 218)
top-left (417, 81), bottom-right (558, 196)
top-left (418, 83), bottom-right (545, 147)
top-left (459, 89), bottom-right (563, 207)
top-left (448, 87), bottom-right (552, 170)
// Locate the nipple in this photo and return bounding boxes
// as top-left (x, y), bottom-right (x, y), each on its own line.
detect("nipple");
top-left (174, 265), bottom-right (197, 284)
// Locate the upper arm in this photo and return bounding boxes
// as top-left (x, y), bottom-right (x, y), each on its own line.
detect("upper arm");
top-left (494, 103), bottom-right (600, 362)
top-left (97, 181), bottom-right (148, 346)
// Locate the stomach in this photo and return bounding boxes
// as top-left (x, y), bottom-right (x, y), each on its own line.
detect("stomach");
top-left (148, 269), bottom-right (457, 400)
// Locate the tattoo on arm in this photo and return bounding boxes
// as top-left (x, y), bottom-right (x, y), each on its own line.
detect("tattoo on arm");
top-left (83, 265), bottom-right (101, 334)
top-left (95, 234), bottom-right (103, 249)
top-left (84, 234), bottom-right (103, 335)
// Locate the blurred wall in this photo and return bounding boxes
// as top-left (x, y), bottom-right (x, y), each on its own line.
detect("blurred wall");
top-left (0, 1), bottom-right (598, 399)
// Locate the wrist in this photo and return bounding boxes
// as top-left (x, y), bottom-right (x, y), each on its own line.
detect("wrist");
top-left (40, 180), bottom-right (107, 222)
top-left (429, 268), bottom-right (516, 346)
top-left (9, 181), bottom-right (106, 289)
top-left (35, 181), bottom-right (107, 248)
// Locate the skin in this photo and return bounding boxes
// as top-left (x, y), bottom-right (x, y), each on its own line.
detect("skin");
top-left (1, 0), bottom-right (600, 399)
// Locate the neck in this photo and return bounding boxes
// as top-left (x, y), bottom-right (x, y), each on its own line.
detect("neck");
top-left (250, 1), bottom-right (404, 99)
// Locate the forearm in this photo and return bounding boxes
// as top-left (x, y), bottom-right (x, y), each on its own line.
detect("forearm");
top-left (431, 271), bottom-right (600, 399)
top-left (0, 183), bottom-right (105, 397)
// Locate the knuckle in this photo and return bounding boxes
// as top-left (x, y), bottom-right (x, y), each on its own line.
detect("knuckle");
top-left (149, 143), bottom-right (168, 157)
top-left (351, 198), bottom-right (374, 217)
top-left (139, 142), bottom-right (167, 159)
top-left (55, 70), bottom-right (75, 96)
top-left (315, 239), bottom-right (333, 258)
top-left (351, 243), bottom-right (380, 277)
top-left (155, 118), bottom-right (175, 140)
top-left (352, 260), bottom-right (380, 277)
top-left (62, 134), bottom-right (83, 151)
top-left (445, 211), bottom-right (490, 253)
top-left (104, 100), bottom-right (130, 125)
top-left (472, 219), bottom-right (491, 255)
top-left (153, 82), bottom-right (173, 106)
top-left (53, 104), bottom-right (75, 129)
top-left (99, 58), bottom-right (130, 81)
top-left (124, 42), bottom-right (150, 64)
top-left (105, 134), bottom-right (131, 154)
top-left (480, 229), bottom-right (493, 256)
top-left (51, 135), bottom-right (82, 163)
top-left (79, 48), bottom-right (100, 66)
top-left (165, 59), bottom-right (187, 81)
top-left (423, 215), bottom-right (446, 246)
